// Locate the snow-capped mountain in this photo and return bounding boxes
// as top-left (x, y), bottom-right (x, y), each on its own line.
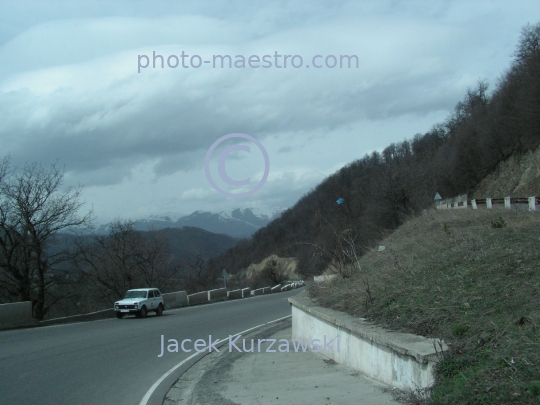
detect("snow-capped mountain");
top-left (95, 208), bottom-right (285, 238)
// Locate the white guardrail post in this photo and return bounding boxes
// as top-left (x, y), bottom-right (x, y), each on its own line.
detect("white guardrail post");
top-left (529, 196), bottom-right (536, 211)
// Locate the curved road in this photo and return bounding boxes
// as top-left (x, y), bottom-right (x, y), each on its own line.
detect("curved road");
top-left (0, 290), bottom-right (300, 405)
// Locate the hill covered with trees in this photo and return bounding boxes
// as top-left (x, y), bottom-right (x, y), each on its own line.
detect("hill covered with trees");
top-left (207, 22), bottom-right (540, 279)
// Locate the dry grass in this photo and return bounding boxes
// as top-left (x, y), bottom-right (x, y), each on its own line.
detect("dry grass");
top-left (240, 254), bottom-right (298, 280)
top-left (310, 208), bottom-right (540, 404)
top-left (473, 145), bottom-right (540, 198)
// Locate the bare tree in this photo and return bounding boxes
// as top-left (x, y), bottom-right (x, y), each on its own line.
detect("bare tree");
top-left (75, 219), bottom-right (179, 305)
top-left (262, 258), bottom-right (287, 285)
top-left (182, 254), bottom-right (224, 293)
top-left (0, 158), bottom-right (92, 320)
top-left (183, 254), bottom-right (206, 293)
top-left (514, 22), bottom-right (540, 64)
top-left (292, 211), bottom-right (363, 279)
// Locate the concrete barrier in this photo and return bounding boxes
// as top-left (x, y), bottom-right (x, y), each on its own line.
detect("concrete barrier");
top-left (187, 291), bottom-right (209, 306)
top-left (529, 197), bottom-right (537, 211)
top-left (263, 287), bottom-right (271, 294)
top-left (162, 291), bottom-right (188, 309)
top-left (439, 195), bottom-right (538, 211)
top-left (252, 288), bottom-right (264, 296)
top-left (270, 284), bottom-right (282, 293)
top-left (314, 275), bottom-right (337, 282)
top-left (241, 288), bottom-right (251, 298)
top-left (227, 289), bottom-right (243, 299)
top-left (208, 288), bottom-right (227, 301)
top-left (289, 291), bottom-right (447, 390)
top-left (281, 285), bottom-right (291, 292)
top-left (0, 301), bottom-right (36, 330)
top-left (40, 308), bottom-right (115, 327)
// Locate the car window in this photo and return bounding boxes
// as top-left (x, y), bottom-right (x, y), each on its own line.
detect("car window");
top-left (124, 290), bottom-right (147, 299)
top-left (154, 290), bottom-right (161, 297)
top-left (148, 290), bottom-right (154, 298)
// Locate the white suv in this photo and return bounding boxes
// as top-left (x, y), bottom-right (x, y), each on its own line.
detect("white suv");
top-left (114, 288), bottom-right (164, 319)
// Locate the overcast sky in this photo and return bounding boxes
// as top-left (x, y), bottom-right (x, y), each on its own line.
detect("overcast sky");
top-left (1, 0), bottom-right (538, 223)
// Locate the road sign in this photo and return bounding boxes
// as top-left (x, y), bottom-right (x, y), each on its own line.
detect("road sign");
top-left (222, 269), bottom-right (228, 289)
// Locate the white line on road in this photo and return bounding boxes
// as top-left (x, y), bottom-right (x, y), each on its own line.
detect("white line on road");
top-left (139, 315), bottom-right (292, 405)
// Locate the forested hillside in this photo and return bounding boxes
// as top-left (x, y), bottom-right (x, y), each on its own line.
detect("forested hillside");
top-left (208, 22), bottom-right (540, 278)
top-left (147, 226), bottom-right (238, 260)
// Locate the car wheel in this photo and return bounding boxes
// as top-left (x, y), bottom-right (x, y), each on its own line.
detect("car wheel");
top-left (116, 312), bottom-right (124, 319)
top-left (156, 304), bottom-right (163, 316)
top-left (139, 305), bottom-right (148, 318)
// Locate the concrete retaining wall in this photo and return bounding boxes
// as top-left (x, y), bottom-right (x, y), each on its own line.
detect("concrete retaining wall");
top-left (270, 284), bottom-right (281, 293)
top-left (187, 291), bottom-right (209, 306)
top-left (208, 288), bottom-right (227, 301)
top-left (314, 275), bottom-right (337, 282)
top-left (263, 287), bottom-right (271, 294)
top-left (289, 292), bottom-right (447, 390)
top-left (227, 289), bottom-right (243, 299)
top-left (0, 301), bottom-right (35, 330)
top-left (162, 291), bottom-right (188, 309)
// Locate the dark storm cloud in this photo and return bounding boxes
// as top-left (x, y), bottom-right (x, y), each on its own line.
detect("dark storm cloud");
top-left (0, 0), bottom-right (538, 220)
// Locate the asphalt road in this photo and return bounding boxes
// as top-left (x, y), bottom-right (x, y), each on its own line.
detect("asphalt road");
top-left (0, 290), bottom-right (300, 405)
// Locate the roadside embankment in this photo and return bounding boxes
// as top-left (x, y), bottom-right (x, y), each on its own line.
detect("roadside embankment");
top-left (310, 209), bottom-right (540, 404)
top-left (289, 291), bottom-right (446, 390)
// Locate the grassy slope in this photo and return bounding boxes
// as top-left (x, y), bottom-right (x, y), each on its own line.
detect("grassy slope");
top-left (309, 209), bottom-right (540, 404)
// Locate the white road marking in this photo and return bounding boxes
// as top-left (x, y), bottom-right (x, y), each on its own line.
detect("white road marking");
top-left (139, 315), bottom-right (292, 405)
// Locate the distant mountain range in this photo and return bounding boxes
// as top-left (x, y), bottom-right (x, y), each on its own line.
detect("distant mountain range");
top-left (95, 208), bottom-right (285, 238)
top-left (53, 226), bottom-right (238, 265)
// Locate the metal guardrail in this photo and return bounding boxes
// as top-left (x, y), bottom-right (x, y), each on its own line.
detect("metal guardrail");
top-left (436, 195), bottom-right (537, 211)
top-left (2, 281), bottom-right (307, 330)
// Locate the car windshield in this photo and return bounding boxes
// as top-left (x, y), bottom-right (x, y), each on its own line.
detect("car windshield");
top-left (124, 290), bottom-right (147, 299)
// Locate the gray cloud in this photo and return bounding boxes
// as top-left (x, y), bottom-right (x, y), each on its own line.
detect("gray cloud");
top-left (0, 0), bottom-right (537, 221)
